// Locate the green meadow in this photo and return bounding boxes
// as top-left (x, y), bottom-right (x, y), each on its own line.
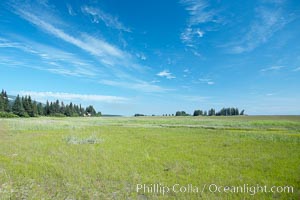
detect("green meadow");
top-left (0, 116), bottom-right (299, 199)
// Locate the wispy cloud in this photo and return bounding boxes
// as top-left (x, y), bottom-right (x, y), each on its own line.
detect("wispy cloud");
top-left (6, 1), bottom-right (174, 94)
top-left (12, 6), bottom-right (129, 67)
top-left (183, 68), bottom-right (190, 73)
top-left (181, 0), bottom-right (217, 25)
top-left (260, 65), bottom-right (285, 72)
top-left (1, 35), bottom-right (165, 93)
top-left (179, 95), bottom-right (210, 102)
top-left (19, 91), bottom-right (128, 103)
top-left (136, 53), bottom-right (147, 60)
top-left (66, 4), bottom-right (76, 16)
top-left (9, 2), bottom-right (152, 81)
top-left (229, 2), bottom-right (293, 53)
top-left (183, 68), bottom-right (191, 77)
top-left (180, 28), bottom-right (204, 46)
top-left (180, 0), bottom-right (219, 48)
top-left (151, 80), bottom-right (160, 83)
top-left (0, 38), bottom-right (100, 77)
top-left (292, 67), bottom-right (300, 72)
top-left (0, 37), bottom-right (38, 54)
top-left (198, 78), bottom-right (215, 85)
top-left (100, 80), bottom-right (171, 93)
top-left (81, 6), bottom-right (130, 32)
top-left (43, 66), bottom-right (95, 77)
top-left (157, 70), bottom-right (176, 79)
top-left (0, 55), bottom-right (26, 66)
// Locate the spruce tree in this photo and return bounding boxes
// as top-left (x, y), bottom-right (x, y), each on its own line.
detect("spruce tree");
top-left (49, 102), bottom-right (54, 115)
top-left (3, 91), bottom-right (10, 112)
top-left (230, 107), bottom-right (235, 116)
top-left (27, 96), bottom-right (34, 117)
top-left (22, 96), bottom-right (29, 116)
top-left (37, 103), bottom-right (44, 116)
top-left (240, 110), bottom-right (245, 115)
top-left (69, 102), bottom-right (74, 116)
top-left (0, 93), bottom-right (4, 112)
top-left (60, 102), bottom-right (65, 115)
top-left (12, 95), bottom-right (26, 117)
top-left (32, 101), bottom-right (38, 117)
top-left (64, 105), bottom-right (71, 116)
top-left (193, 110), bottom-right (201, 116)
top-left (235, 108), bottom-right (239, 115)
top-left (54, 100), bottom-right (60, 114)
top-left (44, 101), bottom-right (50, 115)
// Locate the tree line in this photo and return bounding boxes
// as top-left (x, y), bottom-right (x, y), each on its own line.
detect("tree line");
top-left (174, 108), bottom-right (244, 116)
top-left (135, 108), bottom-right (245, 117)
top-left (174, 108), bottom-right (243, 116)
top-left (0, 89), bottom-right (101, 117)
top-left (192, 107), bottom-right (244, 116)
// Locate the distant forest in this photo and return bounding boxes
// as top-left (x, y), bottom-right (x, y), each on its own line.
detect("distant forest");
top-left (0, 89), bottom-right (101, 118)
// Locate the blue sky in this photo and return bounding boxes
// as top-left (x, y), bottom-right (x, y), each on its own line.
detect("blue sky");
top-left (0, 0), bottom-right (300, 115)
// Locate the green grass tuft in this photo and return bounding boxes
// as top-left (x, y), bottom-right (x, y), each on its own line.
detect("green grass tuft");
top-left (64, 135), bottom-right (104, 144)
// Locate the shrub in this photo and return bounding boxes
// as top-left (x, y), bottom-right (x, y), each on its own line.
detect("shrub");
top-left (0, 112), bottom-right (19, 118)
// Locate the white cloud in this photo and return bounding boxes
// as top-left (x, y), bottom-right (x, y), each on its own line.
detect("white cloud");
top-left (19, 91), bottom-right (128, 103)
top-left (260, 66), bottom-right (285, 72)
top-left (81, 6), bottom-right (130, 32)
top-left (157, 70), bottom-right (176, 79)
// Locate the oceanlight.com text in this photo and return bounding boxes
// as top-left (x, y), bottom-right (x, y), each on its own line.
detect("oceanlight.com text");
top-left (208, 184), bottom-right (294, 195)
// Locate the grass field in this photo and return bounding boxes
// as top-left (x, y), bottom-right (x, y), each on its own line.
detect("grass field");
top-left (0, 116), bottom-right (299, 199)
